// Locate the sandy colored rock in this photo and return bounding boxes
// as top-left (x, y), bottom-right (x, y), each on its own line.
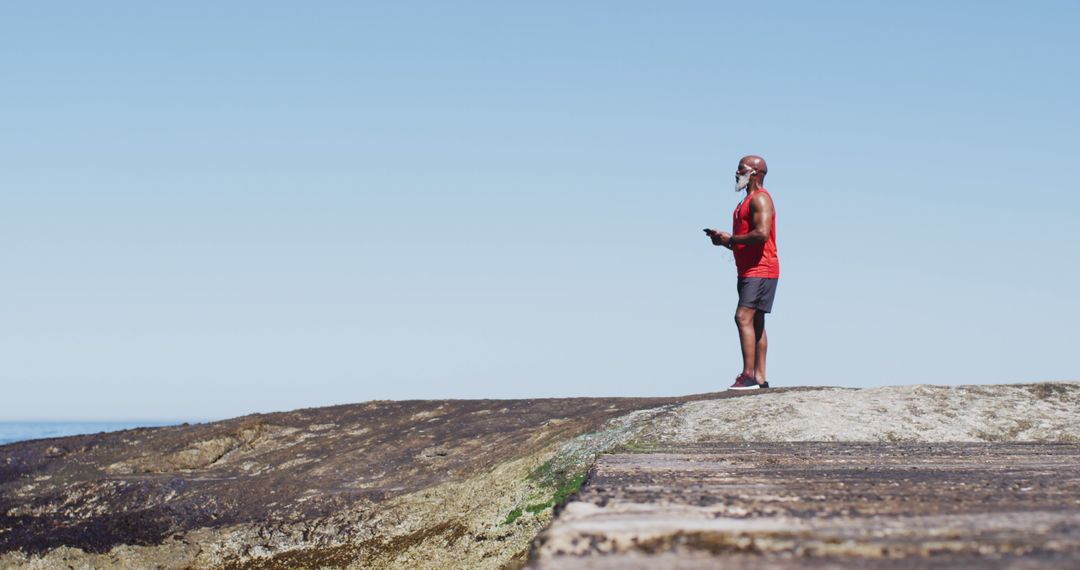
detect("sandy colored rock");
top-left (642, 383), bottom-right (1080, 443)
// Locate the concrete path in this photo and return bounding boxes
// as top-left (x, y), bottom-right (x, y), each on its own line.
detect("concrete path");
top-left (529, 443), bottom-right (1080, 569)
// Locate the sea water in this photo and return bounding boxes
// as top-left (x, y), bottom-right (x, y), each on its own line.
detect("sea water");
top-left (0, 421), bottom-right (183, 446)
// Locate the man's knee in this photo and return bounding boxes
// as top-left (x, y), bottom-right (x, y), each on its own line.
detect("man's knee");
top-left (734, 306), bottom-right (756, 326)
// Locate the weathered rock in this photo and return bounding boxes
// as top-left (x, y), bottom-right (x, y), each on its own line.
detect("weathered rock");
top-left (641, 383), bottom-right (1080, 443)
top-left (0, 390), bottom-right (778, 569)
top-left (530, 442), bottom-right (1080, 569)
top-left (4, 383), bottom-right (1076, 569)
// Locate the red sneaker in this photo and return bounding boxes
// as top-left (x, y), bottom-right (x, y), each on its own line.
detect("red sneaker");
top-left (728, 373), bottom-right (760, 390)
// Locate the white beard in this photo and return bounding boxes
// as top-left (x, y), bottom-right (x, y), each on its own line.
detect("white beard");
top-left (734, 172), bottom-right (751, 192)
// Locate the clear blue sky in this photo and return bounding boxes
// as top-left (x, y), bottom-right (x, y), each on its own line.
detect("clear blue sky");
top-left (2, 2), bottom-right (1077, 421)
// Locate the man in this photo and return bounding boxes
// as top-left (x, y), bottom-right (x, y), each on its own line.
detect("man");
top-left (704, 155), bottom-right (779, 390)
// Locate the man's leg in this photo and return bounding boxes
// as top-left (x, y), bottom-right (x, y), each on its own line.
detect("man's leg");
top-left (754, 311), bottom-right (767, 384)
top-left (735, 305), bottom-right (757, 378)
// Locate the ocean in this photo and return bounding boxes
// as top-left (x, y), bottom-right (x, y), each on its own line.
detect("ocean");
top-left (0, 421), bottom-right (183, 446)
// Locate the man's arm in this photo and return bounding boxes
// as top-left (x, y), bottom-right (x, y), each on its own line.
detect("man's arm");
top-left (728, 193), bottom-right (773, 246)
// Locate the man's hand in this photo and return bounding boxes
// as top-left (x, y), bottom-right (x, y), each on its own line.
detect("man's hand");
top-left (703, 228), bottom-right (732, 248)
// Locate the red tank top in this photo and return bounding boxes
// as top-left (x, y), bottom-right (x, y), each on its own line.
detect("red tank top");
top-left (732, 189), bottom-right (779, 278)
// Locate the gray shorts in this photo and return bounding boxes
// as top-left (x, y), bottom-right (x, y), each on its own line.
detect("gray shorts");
top-left (737, 277), bottom-right (778, 313)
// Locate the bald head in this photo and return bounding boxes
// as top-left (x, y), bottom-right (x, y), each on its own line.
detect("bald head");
top-left (738, 155), bottom-right (768, 179)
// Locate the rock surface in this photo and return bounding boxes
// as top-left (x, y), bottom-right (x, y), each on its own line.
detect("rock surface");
top-left (639, 384), bottom-right (1080, 444)
top-left (0, 390), bottom-right (772, 569)
top-left (529, 442), bottom-right (1080, 569)
top-left (3, 383), bottom-right (1077, 569)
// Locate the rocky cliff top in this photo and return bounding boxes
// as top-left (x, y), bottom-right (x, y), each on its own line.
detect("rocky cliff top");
top-left (1, 389), bottom-right (779, 568)
top-left (3, 383), bottom-right (1076, 569)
